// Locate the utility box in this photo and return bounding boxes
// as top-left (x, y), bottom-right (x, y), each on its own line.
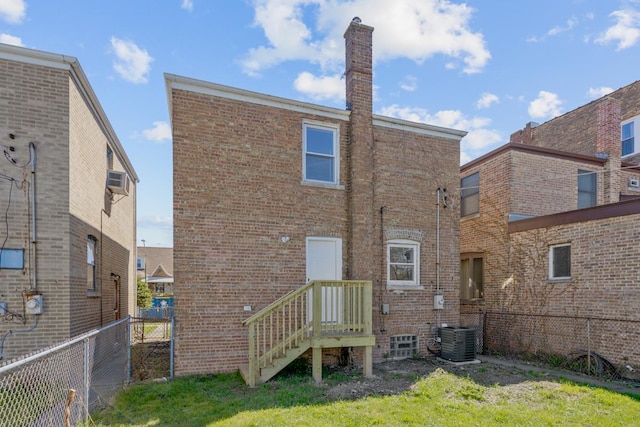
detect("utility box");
top-left (439, 327), bottom-right (476, 362)
top-left (26, 294), bottom-right (43, 315)
top-left (433, 295), bottom-right (444, 310)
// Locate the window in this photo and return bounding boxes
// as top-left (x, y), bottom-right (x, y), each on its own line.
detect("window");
top-left (303, 123), bottom-right (338, 184)
top-left (622, 121), bottom-right (634, 157)
top-left (549, 243), bottom-right (571, 280)
top-left (577, 169), bottom-right (597, 209)
top-left (0, 248), bottom-right (24, 269)
top-left (461, 172), bottom-right (479, 217)
top-left (87, 236), bottom-right (97, 290)
top-left (137, 256), bottom-right (145, 270)
top-left (460, 255), bottom-right (483, 300)
top-left (387, 240), bottom-right (420, 286)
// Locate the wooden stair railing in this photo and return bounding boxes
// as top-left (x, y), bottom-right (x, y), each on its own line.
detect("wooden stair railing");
top-left (242, 280), bottom-right (373, 386)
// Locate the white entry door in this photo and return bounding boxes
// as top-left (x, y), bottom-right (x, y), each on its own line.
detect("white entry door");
top-left (306, 237), bottom-right (342, 323)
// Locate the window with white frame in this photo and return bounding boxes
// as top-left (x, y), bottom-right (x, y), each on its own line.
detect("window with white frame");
top-left (549, 243), bottom-right (571, 280)
top-left (303, 122), bottom-right (338, 184)
top-left (387, 240), bottom-right (420, 286)
top-left (87, 236), bottom-right (97, 290)
top-left (461, 172), bottom-right (479, 217)
top-left (460, 254), bottom-right (483, 300)
top-left (577, 169), bottom-right (597, 209)
top-left (137, 256), bottom-right (145, 270)
top-left (622, 121), bottom-right (635, 157)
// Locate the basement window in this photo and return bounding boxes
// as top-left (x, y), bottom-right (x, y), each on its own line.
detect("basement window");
top-left (390, 335), bottom-right (418, 359)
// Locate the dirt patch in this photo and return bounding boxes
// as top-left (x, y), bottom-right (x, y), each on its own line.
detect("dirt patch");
top-left (323, 356), bottom-right (640, 401)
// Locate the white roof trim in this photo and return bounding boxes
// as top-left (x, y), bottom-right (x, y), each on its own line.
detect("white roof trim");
top-left (165, 73), bottom-right (350, 122)
top-left (373, 114), bottom-right (467, 141)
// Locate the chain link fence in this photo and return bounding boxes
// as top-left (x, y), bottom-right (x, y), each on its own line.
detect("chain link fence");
top-left (0, 317), bottom-right (129, 426)
top-left (482, 311), bottom-right (640, 381)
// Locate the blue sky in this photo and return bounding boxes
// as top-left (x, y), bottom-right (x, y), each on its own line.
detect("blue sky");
top-left (1, 0), bottom-right (640, 248)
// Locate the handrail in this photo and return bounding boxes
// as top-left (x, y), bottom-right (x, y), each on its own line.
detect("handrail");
top-left (243, 280), bottom-right (372, 386)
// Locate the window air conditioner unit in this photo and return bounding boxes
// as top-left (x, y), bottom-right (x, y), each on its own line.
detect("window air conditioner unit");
top-left (107, 170), bottom-right (130, 195)
top-left (629, 177), bottom-right (640, 188)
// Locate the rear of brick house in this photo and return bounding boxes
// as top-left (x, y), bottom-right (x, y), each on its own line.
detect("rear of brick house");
top-left (168, 19), bottom-right (466, 379)
top-left (460, 88), bottom-right (640, 368)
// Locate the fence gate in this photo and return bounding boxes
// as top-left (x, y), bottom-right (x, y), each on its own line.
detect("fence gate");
top-left (130, 307), bottom-right (174, 381)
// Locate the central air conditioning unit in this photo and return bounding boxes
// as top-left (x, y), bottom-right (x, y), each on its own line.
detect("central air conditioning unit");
top-left (439, 326), bottom-right (476, 362)
top-left (629, 177), bottom-right (640, 188)
top-left (107, 170), bottom-right (130, 195)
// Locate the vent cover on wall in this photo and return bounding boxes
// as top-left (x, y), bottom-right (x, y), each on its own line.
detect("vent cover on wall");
top-left (107, 170), bottom-right (130, 195)
top-left (439, 327), bottom-right (476, 362)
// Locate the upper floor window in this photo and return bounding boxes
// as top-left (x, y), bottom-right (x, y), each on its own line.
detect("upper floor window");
top-left (577, 169), bottom-right (597, 209)
top-left (137, 256), bottom-right (145, 270)
top-left (387, 240), bottom-right (420, 287)
top-left (87, 236), bottom-right (98, 290)
top-left (460, 254), bottom-right (483, 301)
top-left (461, 172), bottom-right (479, 217)
top-left (549, 243), bottom-right (571, 280)
top-left (622, 121), bottom-right (634, 157)
top-left (303, 122), bottom-right (338, 184)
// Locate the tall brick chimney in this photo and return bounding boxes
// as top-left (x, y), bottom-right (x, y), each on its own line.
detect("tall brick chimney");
top-left (595, 97), bottom-right (622, 203)
top-left (509, 121), bottom-right (538, 145)
top-left (344, 18), bottom-right (375, 280)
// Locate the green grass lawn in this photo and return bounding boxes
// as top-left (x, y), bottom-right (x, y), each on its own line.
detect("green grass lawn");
top-left (90, 368), bottom-right (640, 427)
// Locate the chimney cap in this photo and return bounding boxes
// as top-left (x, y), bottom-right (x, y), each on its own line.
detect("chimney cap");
top-left (352, 16), bottom-right (362, 24)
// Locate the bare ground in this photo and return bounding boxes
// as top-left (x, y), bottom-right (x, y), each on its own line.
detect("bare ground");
top-left (323, 355), bottom-right (640, 401)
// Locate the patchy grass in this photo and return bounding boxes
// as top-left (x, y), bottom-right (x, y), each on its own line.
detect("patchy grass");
top-left (89, 368), bottom-right (640, 427)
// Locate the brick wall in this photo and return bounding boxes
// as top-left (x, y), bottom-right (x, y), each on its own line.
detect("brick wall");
top-left (0, 53), bottom-right (136, 359)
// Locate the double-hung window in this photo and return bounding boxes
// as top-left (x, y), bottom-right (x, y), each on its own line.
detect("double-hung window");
top-left (461, 172), bottom-right (479, 217)
top-left (577, 169), bottom-right (597, 209)
top-left (622, 121), bottom-right (634, 157)
top-left (460, 254), bottom-right (483, 300)
top-left (387, 240), bottom-right (420, 287)
top-left (87, 236), bottom-right (97, 290)
top-left (303, 123), bottom-right (338, 185)
top-left (549, 243), bottom-right (571, 280)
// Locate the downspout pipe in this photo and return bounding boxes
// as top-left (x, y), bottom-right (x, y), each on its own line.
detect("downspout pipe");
top-left (30, 142), bottom-right (37, 291)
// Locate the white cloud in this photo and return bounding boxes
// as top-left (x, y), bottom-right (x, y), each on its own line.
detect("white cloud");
top-left (293, 72), bottom-right (344, 102)
top-left (596, 8), bottom-right (640, 50)
top-left (476, 92), bottom-right (499, 109)
top-left (110, 37), bottom-right (153, 84)
top-left (399, 75), bottom-right (418, 92)
top-left (528, 91), bottom-right (563, 120)
top-left (0, 0), bottom-right (26, 24)
top-left (379, 104), bottom-right (502, 164)
top-left (0, 33), bottom-right (23, 46)
top-left (587, 86), bottom-right (614, 99)
top-left (181, 0), bottom-right (193, 12)
top-left (528, 16), bottom-right (579, 42)
top-left (142, 121), bottom-right (172, 142)
top-left (242, 0), bottom-right (490, 76)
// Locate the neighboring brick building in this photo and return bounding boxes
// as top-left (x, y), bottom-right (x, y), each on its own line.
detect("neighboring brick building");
top-left (460, 90), bottom-right (640, 367)
top-left (168, 19), bottom-right (466, 377)
top-left (0, 44), bottom-right (138, 360)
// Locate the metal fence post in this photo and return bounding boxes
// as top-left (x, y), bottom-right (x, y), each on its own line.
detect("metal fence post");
top-left (170, 314), bottom-right (175, 379)
top-left (84, 337), bottom-right (91, 424)
top-left (127, 315), bottom-right (132, 383)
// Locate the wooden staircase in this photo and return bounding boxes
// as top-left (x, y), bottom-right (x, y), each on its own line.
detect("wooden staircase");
top-left (240, 280), bottom-right (375, 386)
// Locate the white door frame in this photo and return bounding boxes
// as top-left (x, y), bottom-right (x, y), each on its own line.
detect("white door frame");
top-left (306, 237), bottom-right (342, 323)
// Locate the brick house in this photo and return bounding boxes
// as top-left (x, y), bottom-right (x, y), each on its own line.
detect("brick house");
top-left (0, 43), bottom-right (138, 360)
top-left (460, 90), bottom-right (640, 367)
top-left (167, 19), bottom-right (466, 383)
top-left (137, 246), bottom-right (174, 295)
